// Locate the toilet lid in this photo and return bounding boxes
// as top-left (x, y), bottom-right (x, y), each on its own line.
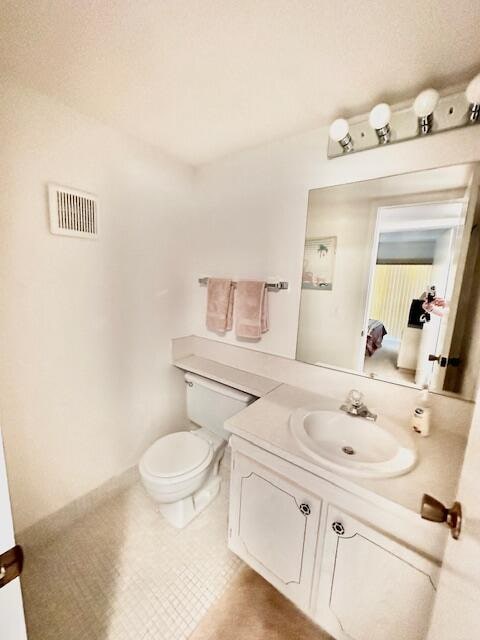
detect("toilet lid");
top-left (141, 432), bottom-right (212, 478)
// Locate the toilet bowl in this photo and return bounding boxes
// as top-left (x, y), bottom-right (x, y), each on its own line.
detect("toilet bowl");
top-left (139, 372), bottom-right (254, 528)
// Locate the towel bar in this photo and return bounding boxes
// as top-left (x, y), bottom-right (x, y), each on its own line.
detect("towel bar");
top-left (198, 277), bottom-right (288, 291)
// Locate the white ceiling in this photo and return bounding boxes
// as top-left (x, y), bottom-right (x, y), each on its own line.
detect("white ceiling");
top-left (1, 1), bottom-right (479, 165)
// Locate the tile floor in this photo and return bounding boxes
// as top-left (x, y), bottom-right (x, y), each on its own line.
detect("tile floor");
top-left (21, 459), bottom-right (242, 640)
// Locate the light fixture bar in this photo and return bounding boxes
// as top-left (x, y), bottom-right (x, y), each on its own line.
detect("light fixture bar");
top-left (327, 87), bottom-right (478, 159)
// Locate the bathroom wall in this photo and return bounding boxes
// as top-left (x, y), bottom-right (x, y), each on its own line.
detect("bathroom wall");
top-left (0, 79), bottom-right (195, 532)
top-left (189, 123), bottom-right (480, 360)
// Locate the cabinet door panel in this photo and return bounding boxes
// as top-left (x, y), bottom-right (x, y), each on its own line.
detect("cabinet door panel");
top-left (239, 472), bottom-right (308, 583)
top-left (316, 506), bottom-right (439, 640)
top-left (229, 452), bottom-right (321, 608)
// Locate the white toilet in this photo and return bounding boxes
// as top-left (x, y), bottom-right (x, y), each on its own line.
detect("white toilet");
top-left (139, 372), bottom-right (254, 528)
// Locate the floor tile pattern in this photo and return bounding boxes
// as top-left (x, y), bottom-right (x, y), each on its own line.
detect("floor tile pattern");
top-left (21, 461), bottom-right (241, 640)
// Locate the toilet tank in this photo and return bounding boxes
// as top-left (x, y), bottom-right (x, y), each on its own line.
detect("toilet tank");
top-left (185, 372), bottom-right (255, 439)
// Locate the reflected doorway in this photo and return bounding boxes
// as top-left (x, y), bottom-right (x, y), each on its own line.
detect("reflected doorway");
top-left (362, 200), bottom-right (465, 385)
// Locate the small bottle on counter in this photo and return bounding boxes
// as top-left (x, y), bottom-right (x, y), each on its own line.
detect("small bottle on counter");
top-left (411, 385), bottom-right (431, 437)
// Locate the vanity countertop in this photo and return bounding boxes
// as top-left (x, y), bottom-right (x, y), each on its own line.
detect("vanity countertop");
top-left (224, 383), bottom-right (467, 516)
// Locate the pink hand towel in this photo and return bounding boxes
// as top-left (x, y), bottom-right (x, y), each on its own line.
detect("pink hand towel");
top-left (235, 280), bottom-right (269, 339)
top-left (206, 278), bottom-right (234, 333)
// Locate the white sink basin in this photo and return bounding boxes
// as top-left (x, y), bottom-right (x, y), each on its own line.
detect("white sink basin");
top-left (289, 407), bottom-right (417, 478)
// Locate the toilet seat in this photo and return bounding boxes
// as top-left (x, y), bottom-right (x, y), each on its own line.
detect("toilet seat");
top-left (139, 431), bottom-right (213, 483)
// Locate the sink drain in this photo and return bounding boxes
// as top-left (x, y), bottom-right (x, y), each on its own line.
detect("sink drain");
top-left (342, 446), bottom-right (355, 456)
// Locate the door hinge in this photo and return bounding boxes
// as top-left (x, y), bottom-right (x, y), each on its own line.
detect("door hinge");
top-left (0, 545), bottom-right (24, 589)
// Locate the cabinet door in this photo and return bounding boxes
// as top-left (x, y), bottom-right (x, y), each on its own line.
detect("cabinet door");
top-left (229, 452), bottom-right (321, 609)
top-left (315, 506), bottom-right (440, 640)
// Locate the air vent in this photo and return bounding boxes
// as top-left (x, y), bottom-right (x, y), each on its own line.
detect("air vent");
top-left (48, 184), bottom-right (98, 238)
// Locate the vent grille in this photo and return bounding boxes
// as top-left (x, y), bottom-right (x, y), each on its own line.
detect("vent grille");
top-left (48, 184), bottom-right (98, 238)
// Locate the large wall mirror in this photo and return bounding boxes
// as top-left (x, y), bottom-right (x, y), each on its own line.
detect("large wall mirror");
top-left (296, 163), bottom-right (480, 400)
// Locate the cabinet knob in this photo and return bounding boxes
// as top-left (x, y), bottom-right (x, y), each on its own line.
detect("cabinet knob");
top-left (299, 503), bottom-right (311, 516)
top-left (332, 521), bottom-right (345, 536)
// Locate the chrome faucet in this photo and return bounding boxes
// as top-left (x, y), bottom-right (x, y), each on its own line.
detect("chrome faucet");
top-left (340, 389), bottom-right (377, 421)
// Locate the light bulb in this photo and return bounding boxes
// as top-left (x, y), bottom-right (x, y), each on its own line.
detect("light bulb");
top-left (369, 103), bottom-right (391, 144)
top-left (414, 88), bottom-right (439, 118)
top-left (466, 73), bottom-right (480, 122)
top-left (369, 103), bottom-right (391, 130)
top-left (414, 88), bottom-right (439, 135)
top-left (328, 118), bottom-right (353, 151)
top-left (329, 118), bottom-right (349, 142)
top-left (466, 73), bottom-right (480, 104)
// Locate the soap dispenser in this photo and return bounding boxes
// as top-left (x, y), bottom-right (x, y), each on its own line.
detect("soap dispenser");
top-left (411, 385), bottom-right (431, 437)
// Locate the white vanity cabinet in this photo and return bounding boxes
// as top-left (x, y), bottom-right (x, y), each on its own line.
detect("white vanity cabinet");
top-left (228, 452), bottom-right (321, 609)
top-left (228, 436), bottom-right (444, 640)
top-left (315, 505), bottom-right (439, 640)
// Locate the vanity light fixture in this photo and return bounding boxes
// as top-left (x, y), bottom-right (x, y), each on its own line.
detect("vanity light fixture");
top-left (328, 118), bottom-right (353, 152)
top-left (466, 73), bottom-right (480, 122)
top-left (368, 103), bottom-right (392, 144)
top-left (413, 88), bottom-right (439, 134)
top-left (327, 71), bottom-right (480, 158)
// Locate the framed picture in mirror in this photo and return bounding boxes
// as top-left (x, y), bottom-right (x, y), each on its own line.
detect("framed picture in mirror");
top-left (302, 236), bottom-right (337, 291)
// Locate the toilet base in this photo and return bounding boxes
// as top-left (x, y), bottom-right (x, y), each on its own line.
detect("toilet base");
top-left (158, 474), bottom-right (221, 528)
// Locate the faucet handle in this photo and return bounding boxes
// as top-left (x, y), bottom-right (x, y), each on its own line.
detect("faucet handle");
top-left (347, 389), bottom-right (363, 407)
